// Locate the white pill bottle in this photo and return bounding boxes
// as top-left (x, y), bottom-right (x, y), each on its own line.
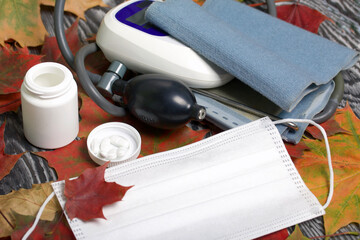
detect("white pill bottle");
top-left (21, 62), bottom-right (79, 149)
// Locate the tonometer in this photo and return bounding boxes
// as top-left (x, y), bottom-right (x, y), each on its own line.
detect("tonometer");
top-left (55, 0), bottom-right (234, 129)
top-left (96, 0), bottom-right (233, 88)
top-left (54, 0), bottom-right (342, 131)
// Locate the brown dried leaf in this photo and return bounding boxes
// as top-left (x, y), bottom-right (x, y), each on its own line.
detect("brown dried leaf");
top-left (40, 0), bottom-right (108, 19)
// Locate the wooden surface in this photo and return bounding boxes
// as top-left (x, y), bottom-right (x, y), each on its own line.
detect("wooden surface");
top-left (1, 0), bottom-right (359, 239)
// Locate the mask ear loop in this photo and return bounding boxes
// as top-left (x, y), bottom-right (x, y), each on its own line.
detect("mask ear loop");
top-left (273, 119), bottom-right (334, 210)
top-left (22, 192), bottom-right (56, 240)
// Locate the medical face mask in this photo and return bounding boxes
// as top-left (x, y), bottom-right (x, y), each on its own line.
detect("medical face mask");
top-left (49, 117), bottom-right (333, 240)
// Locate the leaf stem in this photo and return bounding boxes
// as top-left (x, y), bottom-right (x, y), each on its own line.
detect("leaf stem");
top-left (309, 231), bottom-right (360, 239)
top-left (0, 209), bottom-right (15, 229)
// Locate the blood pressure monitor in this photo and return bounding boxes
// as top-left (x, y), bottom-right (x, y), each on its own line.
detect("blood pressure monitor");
top-left (96, 0), bottom-right (233, 88)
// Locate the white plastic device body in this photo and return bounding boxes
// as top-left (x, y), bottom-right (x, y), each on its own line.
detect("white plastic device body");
top-left (96, 0), bottom-right (233, 88)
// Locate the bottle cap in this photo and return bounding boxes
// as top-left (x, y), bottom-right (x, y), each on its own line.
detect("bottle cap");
top-left (87, 122), bottom-right (141, 167)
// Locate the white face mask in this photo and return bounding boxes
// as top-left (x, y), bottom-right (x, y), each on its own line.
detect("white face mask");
top-left (51, 117), bottom-right (333, 240)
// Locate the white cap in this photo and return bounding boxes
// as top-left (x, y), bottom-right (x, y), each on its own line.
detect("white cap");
top-left (87, 122), bottom-right (141, 167)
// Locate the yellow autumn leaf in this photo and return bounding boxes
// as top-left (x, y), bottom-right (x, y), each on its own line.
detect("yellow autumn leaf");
top-left (0, 182), bottom-right (61, 238)
top-left (0, 0), bottom-right (47, 47)
top-left (286, 225), bottom-right (311, 240)
top-left (295, 104), bottom-right (360, 236)
top-left (0, 0), bottom-right (108, 46)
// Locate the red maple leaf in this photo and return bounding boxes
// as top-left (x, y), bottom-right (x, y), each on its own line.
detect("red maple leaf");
top-left (254, 228), bottom-right (289, 240)
top-left (64, 162), bottom-right (132, 221)
top-left (77, 90), bottom-right (125, 138)
top-left (34, 138), bottom-right (98, 180)
top-left (0, 92), bottom-right (21, 114)
top-left (41, 20), bottom-right (82, 67)
top-left (84, 49), bottom-right (110, 75)
top-left (0, 120), bottom-right (24, 181)
top-left (285, 141), bottom-right (310, 160)
top-left (277, 3), bottom-right (333, 33)
top-left (41, 20), bottom-right (109, 75)
top-left (306, 116), bottom-right (349, 139)
top-left (0, 45), bottom-right (42, 94)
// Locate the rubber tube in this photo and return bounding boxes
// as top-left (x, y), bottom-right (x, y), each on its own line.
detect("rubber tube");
top-left (54, 0), bottom-right (74, 69)
top-left (75, 43), bottom-right (127, 117)
top-left (266, 0), bottom-right (277, 17)
top-left (313, 73), bottom-right (344, 123)
top-left (54, 0), bottom-right (101, 84)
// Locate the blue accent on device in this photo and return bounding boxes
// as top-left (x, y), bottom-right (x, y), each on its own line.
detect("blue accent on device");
top-left (115, 1), bottom-right (167, 36)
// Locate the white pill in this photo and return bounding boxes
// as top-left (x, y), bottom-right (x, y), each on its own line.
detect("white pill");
top-left (100, 138), bottom-right (113, 152)
top-left (110, 135), bottom-right (130, 148)
top-left (91, 138), bottom-right (101, 155)
top-left (117, 146), bottom-right (128, 158)
top-left (99, 138), bottom-right (117, 159)
top-left (97, 135), bottom-right (131, 160)
top-left (100, 146), bottom-right (118, 159)
top-left (106, 148), bottom-right (118, 160)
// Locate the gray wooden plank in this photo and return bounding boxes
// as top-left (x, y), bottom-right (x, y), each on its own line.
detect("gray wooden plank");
top-left (1, 1), bottom-right (359, 239)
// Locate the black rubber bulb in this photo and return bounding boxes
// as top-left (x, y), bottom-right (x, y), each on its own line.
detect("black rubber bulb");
top-left (112, 74), bottom-right (206, 129)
